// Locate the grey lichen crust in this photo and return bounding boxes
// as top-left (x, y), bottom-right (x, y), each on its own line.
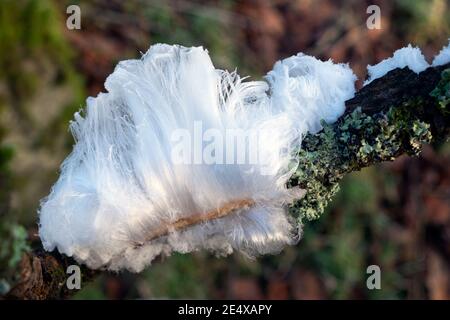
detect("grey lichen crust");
top-left (289, 67), bottom-right (450, 222)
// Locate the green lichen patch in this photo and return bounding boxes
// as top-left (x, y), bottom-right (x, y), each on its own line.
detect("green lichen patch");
top-left (288, 122), bottom-right (344, 221)
top-left (430, 68), bottom-right (450, 112)
top-left (289, 91), bottom-right (441, 222)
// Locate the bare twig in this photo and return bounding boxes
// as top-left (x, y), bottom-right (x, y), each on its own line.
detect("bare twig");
top-left (134, 198), bottom-right (255, 247)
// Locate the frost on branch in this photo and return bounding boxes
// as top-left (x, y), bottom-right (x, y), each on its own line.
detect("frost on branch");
top-left (364, 44), bottom-right (429, 85)
top-left (6, 42), bottom-right (447, 299)
top-left (433, 39), bottom-right (450, 66)
top-left (38, 44), bottom-right (356, 272)
top-left (37, 41), bottom-right (450, 273)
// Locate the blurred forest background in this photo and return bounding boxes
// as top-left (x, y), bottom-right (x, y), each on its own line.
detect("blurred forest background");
top-left (0, 0), bottom-right (449, 299)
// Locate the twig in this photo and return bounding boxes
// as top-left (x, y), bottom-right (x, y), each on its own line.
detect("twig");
top-left (133, 198), bottom-right (255, 247)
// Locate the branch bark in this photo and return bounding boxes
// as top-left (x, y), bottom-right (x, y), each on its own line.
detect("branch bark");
top-left (4, 63), bottom-right (450, 300)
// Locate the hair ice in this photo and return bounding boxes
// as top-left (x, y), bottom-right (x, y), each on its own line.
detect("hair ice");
top-left (364, 44), bottom-right (429, 86)
top-left (38, 44), bottom-right (357, 271)
top-left (432, 39), bottom-right (450, 66)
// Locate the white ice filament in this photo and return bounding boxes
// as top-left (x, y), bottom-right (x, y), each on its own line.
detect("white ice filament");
top-left (39, 44), bottom-right (356, 271)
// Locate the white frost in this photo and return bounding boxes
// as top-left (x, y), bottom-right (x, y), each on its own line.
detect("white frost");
top-left (364, 44), bottom-right (429, 86)
top-left (267, 53), bottom-right (356, 134)
top-left (38, 44), bottom-right (355, 272)
top-left (432, 39), bottom-right (450, 66)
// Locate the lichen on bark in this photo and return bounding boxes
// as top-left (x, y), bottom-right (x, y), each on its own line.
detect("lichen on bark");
top-left (430, 69), bottom-right (450, 113)
top-left (289, 66), bottom-right (450, 222)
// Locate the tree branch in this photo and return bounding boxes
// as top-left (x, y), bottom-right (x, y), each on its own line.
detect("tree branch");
top-left (289, 63), bottom-right (450, 220)
top-left (4, 63), bottom-right (450, 300)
